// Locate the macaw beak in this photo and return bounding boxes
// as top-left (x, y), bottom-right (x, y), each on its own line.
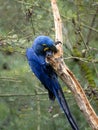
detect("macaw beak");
top-left (46, 45), bottom-right (57, 57)
top-left (50, 44), bottom-right (58, 53)
top-left (46, 44), bottom-right (57, 57)
top-left (55, 41), bottom-right (62, 45)
top-left (50, 41), bottom-right (62, 53)
top-left (51, 41), bottom-right (62, 53)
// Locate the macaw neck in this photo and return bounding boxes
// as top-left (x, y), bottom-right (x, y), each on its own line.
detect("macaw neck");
top-left (38, 55), bottom-right (46, 62)
top-left (32, 45), bottom-right (45, 56)
top-left (34, 49), bottom-right (46, 58)
top-left (32, 46), bottom-right (46, 63)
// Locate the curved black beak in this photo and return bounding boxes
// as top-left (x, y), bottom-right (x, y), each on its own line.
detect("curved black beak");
top-left (50, 44), bottom-right (58, 53)
top-left (50, 41), bottom-right (62, 53)
top-left (46, 44), bottom-right (57, 57)
top-left (55, 41), bottom-right (62, 45)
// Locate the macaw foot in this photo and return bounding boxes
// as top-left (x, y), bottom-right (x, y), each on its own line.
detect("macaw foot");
top-left (48, 105), bottom-right (53, 113)
top-left (48, 100), bottom-right (54, 113)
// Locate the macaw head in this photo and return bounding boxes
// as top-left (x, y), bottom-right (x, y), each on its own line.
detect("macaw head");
top-left (32, 35), bottom-right (57, 55)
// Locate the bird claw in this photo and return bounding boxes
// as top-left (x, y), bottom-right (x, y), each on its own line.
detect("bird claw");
top-left (48, 106), bottom-right (54, 113)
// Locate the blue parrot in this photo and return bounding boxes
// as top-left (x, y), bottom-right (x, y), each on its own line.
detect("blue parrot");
top-left (26, 35), bottom-right (79, 130)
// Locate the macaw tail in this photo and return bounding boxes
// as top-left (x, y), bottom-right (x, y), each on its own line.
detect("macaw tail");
top-left (53, 86), bottom-right (79, 130)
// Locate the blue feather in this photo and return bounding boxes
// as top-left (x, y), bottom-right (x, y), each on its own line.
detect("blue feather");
top-left (26, 36), bottom-right (79, 130)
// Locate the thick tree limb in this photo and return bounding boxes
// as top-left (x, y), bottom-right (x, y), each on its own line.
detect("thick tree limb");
top-left (49, 0), bottom-right (98, 129)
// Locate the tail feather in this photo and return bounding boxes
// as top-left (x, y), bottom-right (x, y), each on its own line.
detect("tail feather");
top-left (53, 87), bottom-right (79, 130)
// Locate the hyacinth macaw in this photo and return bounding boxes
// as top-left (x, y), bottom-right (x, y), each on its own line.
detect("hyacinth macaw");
top-left (26, 35), bottom-right (79, 130)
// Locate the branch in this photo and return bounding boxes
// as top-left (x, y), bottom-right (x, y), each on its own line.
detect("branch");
top-left (81, 22), bottom-right (98, 33)
top-left (0, 77), bottom-right (22, 82)
top-left (86, 7), bottom-right (98, 45)
top-left (0, 92), bottom-right (48, 97)
top-left (49, 0), bottom-right (98, 129)
top-left (51, 0), bottom-right (63, 43)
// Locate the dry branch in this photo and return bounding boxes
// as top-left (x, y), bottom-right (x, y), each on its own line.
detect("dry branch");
top-left (49, 0), bottom-right (98, 130)
top-left (51, 0), bottom-right (63, 43)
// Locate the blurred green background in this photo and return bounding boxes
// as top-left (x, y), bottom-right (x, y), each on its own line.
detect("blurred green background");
top-left (0, 0), bottom-right (98, 130)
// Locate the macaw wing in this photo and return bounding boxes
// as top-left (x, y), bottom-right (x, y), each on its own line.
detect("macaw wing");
top-left (26, 48), bottom-right (57, 99)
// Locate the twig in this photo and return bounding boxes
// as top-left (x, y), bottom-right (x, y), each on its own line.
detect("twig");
top-left (86, 7), bottom-right (98, 45)
top-left (0, 77), bottom-right (22, 82)
top-left (61, 15), bottom-right (98, 33)
top-left (50, 0), bottom-right (63, 42)
top-left (81, 22), bottom-right (98, 33)
top-left (64, 56), bottom-right (98, 63)
top-left (0, 92), bottom-right (48, 97)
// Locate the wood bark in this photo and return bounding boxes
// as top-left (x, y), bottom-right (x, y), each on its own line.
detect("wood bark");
top-left (49, 0), bottom-right (98, 130)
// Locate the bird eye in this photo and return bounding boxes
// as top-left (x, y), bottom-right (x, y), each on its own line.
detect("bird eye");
top-left (42, 44), bottom-right (49, 51)
top-left (42, 44), bottom-right (47, 46)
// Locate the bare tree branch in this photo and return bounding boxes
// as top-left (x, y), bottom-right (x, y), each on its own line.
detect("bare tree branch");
top-left (49, 0), bottom-right (98, 129)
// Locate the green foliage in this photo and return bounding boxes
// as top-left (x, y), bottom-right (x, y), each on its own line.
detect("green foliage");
top-left (0, 0), bottom-right (98, 130)
top-left (73, 46), bottom-right (96, 88)
top-left (0, 102), bottom-right (9, 122)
